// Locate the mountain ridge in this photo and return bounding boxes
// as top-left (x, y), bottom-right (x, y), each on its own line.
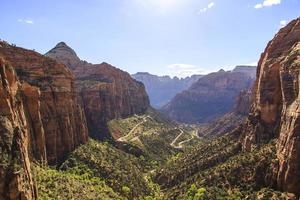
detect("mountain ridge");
top-left (162, 67), bottom-right (256, 123)
top-left (46, 42), bottom-right (150, 139)
top-left (132, 72), bottom-right (203, 108)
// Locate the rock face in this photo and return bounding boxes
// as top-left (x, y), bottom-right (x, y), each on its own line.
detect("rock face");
top-left (200, 90), bottom-right (252, 137)
top-left (0, 58), bottom-right (36, 200)
top-left (132, 72), bottom-right (202, 108)
top-left (162, 67), bottom-right (256, 123)
top-left (234, 90), bottom-right (252, 115)
top-left (242, 18), bottom-right (300, 195)
top-left (46, 42), bottom-right (150, 139)
top-left (0, 41), bottom-right (89, 164)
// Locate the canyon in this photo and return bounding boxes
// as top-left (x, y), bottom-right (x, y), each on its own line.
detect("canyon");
top-left (162, 66), bottom-right (256, 124)
top-left (132, 72), bottom-right (202, 108)
top-left (0, 16), bottom-right (300, 199)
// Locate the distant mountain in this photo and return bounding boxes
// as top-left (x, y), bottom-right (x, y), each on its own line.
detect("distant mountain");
top-left (232, 65), bottom-right (257, 78)
top-left (162, 66), bottom-right (256, 124)
top-left (132, 72), bottom-right (203, 108)
top-left (199, 89), bottom-right (252, 137)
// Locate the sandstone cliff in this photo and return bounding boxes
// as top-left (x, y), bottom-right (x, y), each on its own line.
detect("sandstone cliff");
top-left (132, 72), bottom-right (202, 108)
top-left (0, 41), bottom-right (88, 164)
top-left (0, 58), bottom-right (36, 200)
top-left (242, 18), bottom-right (300, 195)
top-left (163, 67), bottom-right (256, 123)
top-left (46, 42), bottom-right (150, 139)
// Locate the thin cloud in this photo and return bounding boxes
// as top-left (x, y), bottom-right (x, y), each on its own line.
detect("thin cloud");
top-left (167, 64), bottom-right (210, 78)
top-left (254, 0), bottom-right (281, 9)
top-left (280, 20), bottom-right (287, 27)
top-left (18, 19), bottom-right (34, 24)
top-left (198, 2), bottom-right (215, 14)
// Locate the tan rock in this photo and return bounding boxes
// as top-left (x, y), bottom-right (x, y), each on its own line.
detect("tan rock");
top-left (46, 43), bottom-right (150, 139)
top-left (242, 17), bottom-right (300, 195)
top-left (0, 42), bottom-right (89, 164)
top-left (0, 57), bottom-right (37, 200)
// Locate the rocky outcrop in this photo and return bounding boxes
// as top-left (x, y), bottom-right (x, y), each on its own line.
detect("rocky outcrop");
top-left (0, 41), bottom-right (89, 164)
top-left (132, 72), bottom-right (202, 108)
top-left (234, 90), bottom-right (252, 115)
top-left (242, 18), bottom-right (300, 195)
top-left (199, 90), bottom-right (252, 137)
top-left (162, 67), bottom-right (256, 123)
top-left (46, 43), bottom-right (150, 139)
top-left (45, 42), bottom-right (81, 70)
top-left (0, 58), bottom-right (37, 200)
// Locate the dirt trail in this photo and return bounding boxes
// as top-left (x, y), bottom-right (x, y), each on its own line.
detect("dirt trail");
top-left (171, 129), bottom-right (199, 149)
top-left (117, 115), bottom-right (151, 142)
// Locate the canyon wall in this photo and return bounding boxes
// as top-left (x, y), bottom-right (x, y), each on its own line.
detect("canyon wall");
top-left (242, 18), bottom-right (300, 195)
top-left (0, 58), bottom-right (36, 200)
top-left (46, 42), bottom-right (150, 139)
top-left (163, 68), bottom-right (256, 123)
top-left (0, 41), bottom-right (88, 164)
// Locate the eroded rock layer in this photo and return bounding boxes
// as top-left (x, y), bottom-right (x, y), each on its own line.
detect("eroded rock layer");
top-left (46, 42), bottom-right (150, 139)
top-left (0, 41), bottom-right (88, 164)
top-left (0, 58), bottom-right (36, 200)
top-left (163, 68), bottom-right (255, 123)
top-left (242, 18), bottom-right (300, 195)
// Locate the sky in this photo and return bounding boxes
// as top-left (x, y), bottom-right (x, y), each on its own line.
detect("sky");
top-left (0, 0), bottom-right (299, 78)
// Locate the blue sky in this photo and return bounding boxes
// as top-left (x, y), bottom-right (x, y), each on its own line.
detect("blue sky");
top-left (0, 0), bottom-right (299, 77)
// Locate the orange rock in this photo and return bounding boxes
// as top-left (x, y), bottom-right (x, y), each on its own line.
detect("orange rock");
top-left (0, 57), bottom-right (37, 200)
top-left (242, 17), bottom-right (300, 195)
top-left (0, 42), bottom-right (89, 164)
top-left (46, 43), bottom-right (150, 139)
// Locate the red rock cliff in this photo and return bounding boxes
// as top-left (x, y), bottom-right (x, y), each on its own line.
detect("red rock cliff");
top-left (46, 43), bottom-right (150, 139)
top-left (0, 58), bottom-right (37, 200)
top-left (0, 41), bottom-right (88, 164)
top-left (242, 18), bottom-right (300, 195)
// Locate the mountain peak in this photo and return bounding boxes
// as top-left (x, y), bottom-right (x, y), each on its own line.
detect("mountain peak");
top-left (45, 42), bottom-right (80, 69)
top-left (55, 41), bottom-right (68, 47)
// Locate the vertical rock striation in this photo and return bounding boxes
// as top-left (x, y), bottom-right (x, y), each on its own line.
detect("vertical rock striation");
top-left (46, 42), bottom-right (150, 139)
top-left (242, 18), bottom-right (300, 195)
top-left (0, 41), bottom-right (89, 164)
top-left (0, 58), bottom-right (36, 200)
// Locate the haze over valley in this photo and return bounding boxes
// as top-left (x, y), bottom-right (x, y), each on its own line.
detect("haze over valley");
top-left (1, 1), bottom-right (300, 200)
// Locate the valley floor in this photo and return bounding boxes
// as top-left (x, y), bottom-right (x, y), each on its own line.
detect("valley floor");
top-left (33, 110), bottom-right (298, 199)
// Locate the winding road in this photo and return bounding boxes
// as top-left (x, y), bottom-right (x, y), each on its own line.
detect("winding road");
top-left (117, 115), bottom-right (152, 142)
top-left (117, 114), bottom-right (199, 149)
top-left (170, 129), bottom-right (199, 149)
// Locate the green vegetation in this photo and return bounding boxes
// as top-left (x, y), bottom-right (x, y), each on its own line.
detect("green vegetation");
top-left (185, 184), bottom-right (207, 200)
top-left (108, 109), bottom-right (200, 169)
top-left (32, 110), bottom-right (294, 199)
top-left (60, 139), bottom-right (153, 198)
top-left (33, 164), bottom-right (123, 200)
top-left (154, 131), bottom-right (291, 199)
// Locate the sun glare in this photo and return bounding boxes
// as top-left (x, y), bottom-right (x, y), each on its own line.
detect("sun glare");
top-left (133, 0), bottom-right (186, 14)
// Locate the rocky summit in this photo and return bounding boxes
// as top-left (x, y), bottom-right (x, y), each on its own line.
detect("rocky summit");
top-left (46, 43), bottom-right (150, 139)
